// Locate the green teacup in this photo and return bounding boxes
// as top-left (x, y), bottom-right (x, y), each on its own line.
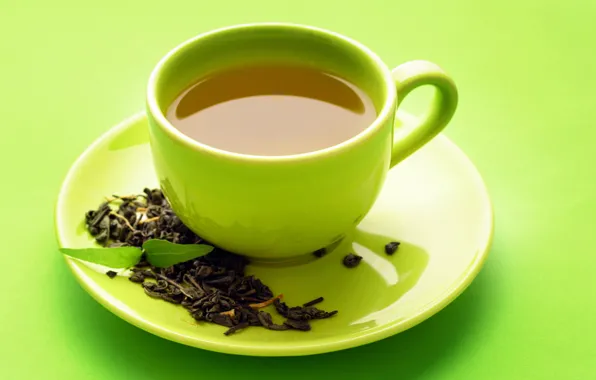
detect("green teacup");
top-left (146, 23), bottom-right (458, 260)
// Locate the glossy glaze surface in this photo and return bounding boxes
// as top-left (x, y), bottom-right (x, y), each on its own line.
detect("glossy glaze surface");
top-left (146, 24), bottom-right (458, 258)
top-left (55, 112), bottom-right (492, 355)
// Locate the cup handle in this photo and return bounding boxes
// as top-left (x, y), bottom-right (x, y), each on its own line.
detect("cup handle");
top-left (390, 60), bottom-right (458, 167)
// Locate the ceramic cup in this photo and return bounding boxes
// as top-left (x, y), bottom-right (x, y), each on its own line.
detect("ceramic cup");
top-left (146, 23), bottom-right (458, 260)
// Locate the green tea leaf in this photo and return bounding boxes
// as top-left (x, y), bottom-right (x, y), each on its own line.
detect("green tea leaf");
top-left (142, 239), bottom-right (214, 268)
top-left (60, 246), bottom-right (142, 268)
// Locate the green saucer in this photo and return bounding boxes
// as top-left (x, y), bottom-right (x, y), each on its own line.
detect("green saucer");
top-left (55, 111), bottom-right (493, 356)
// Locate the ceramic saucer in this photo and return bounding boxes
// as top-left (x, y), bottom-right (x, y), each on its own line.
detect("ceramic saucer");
top-left (55, 111), bottom-right (493, 356)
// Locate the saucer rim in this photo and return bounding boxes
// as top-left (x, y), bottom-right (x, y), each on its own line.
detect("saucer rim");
top-left (55, 111), bottom-right (493, 356)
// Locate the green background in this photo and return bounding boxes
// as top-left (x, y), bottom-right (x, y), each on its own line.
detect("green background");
top-left (1, 1), bottom-right (595, 378)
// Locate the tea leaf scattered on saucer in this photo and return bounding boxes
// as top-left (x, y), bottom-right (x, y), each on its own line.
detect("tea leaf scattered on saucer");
top-left (60, 246), bottom-right (142, 268)
top-left (142, 239), bottom-right (214, 268)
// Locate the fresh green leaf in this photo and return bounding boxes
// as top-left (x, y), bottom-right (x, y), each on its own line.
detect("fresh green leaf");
top-left (142, 239), bottom-right (214, 268)
top-left (59, 240), bottom-right (214, 270)
top-left (60, 246), bottom-right (142, 268)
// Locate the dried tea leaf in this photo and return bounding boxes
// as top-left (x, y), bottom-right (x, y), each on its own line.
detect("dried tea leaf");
top-left (60, 246), bottom-right (142, 268)
top-left (142, 239), bottom-right (214, 268)
top-left (385, 241), bottom-right (401, 255)
top-left (303, 297), bottom-right (324, 307)
top-left (224, 322), bottom-right (249, 336)
top-left (284, 319), bottom-right (311, 331)
top-left (342, 253), bottom-right (362, 268)
top-left (257, 311), bottom-right (289, 331)
top-left (106, 270), bottom-right (118, 279)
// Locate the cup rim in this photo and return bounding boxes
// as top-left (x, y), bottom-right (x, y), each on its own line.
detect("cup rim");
top-left (147, 22), bottom-right (396, 162)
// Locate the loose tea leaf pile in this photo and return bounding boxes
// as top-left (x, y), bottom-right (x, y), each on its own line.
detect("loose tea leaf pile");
top-left (85, 188), bottom-right (201, 248)
top-left (127, 251), bottom-right (336, 334)
top-left (83, 188), bottom-right (338, 335)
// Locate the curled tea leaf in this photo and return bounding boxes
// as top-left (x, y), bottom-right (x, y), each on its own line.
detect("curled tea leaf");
top-left (284, 318), bottom-right (311, 331)
top-left (60, 246), bottom-right (142, 268)
top-left (342, 253), bottom-right (362, 268)
top-left (384, 241), bottom-right (401, 255)
top-left (303, 297), bottom-right (324, 307)
top-left (142, 239), bottom-right (214, 268)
